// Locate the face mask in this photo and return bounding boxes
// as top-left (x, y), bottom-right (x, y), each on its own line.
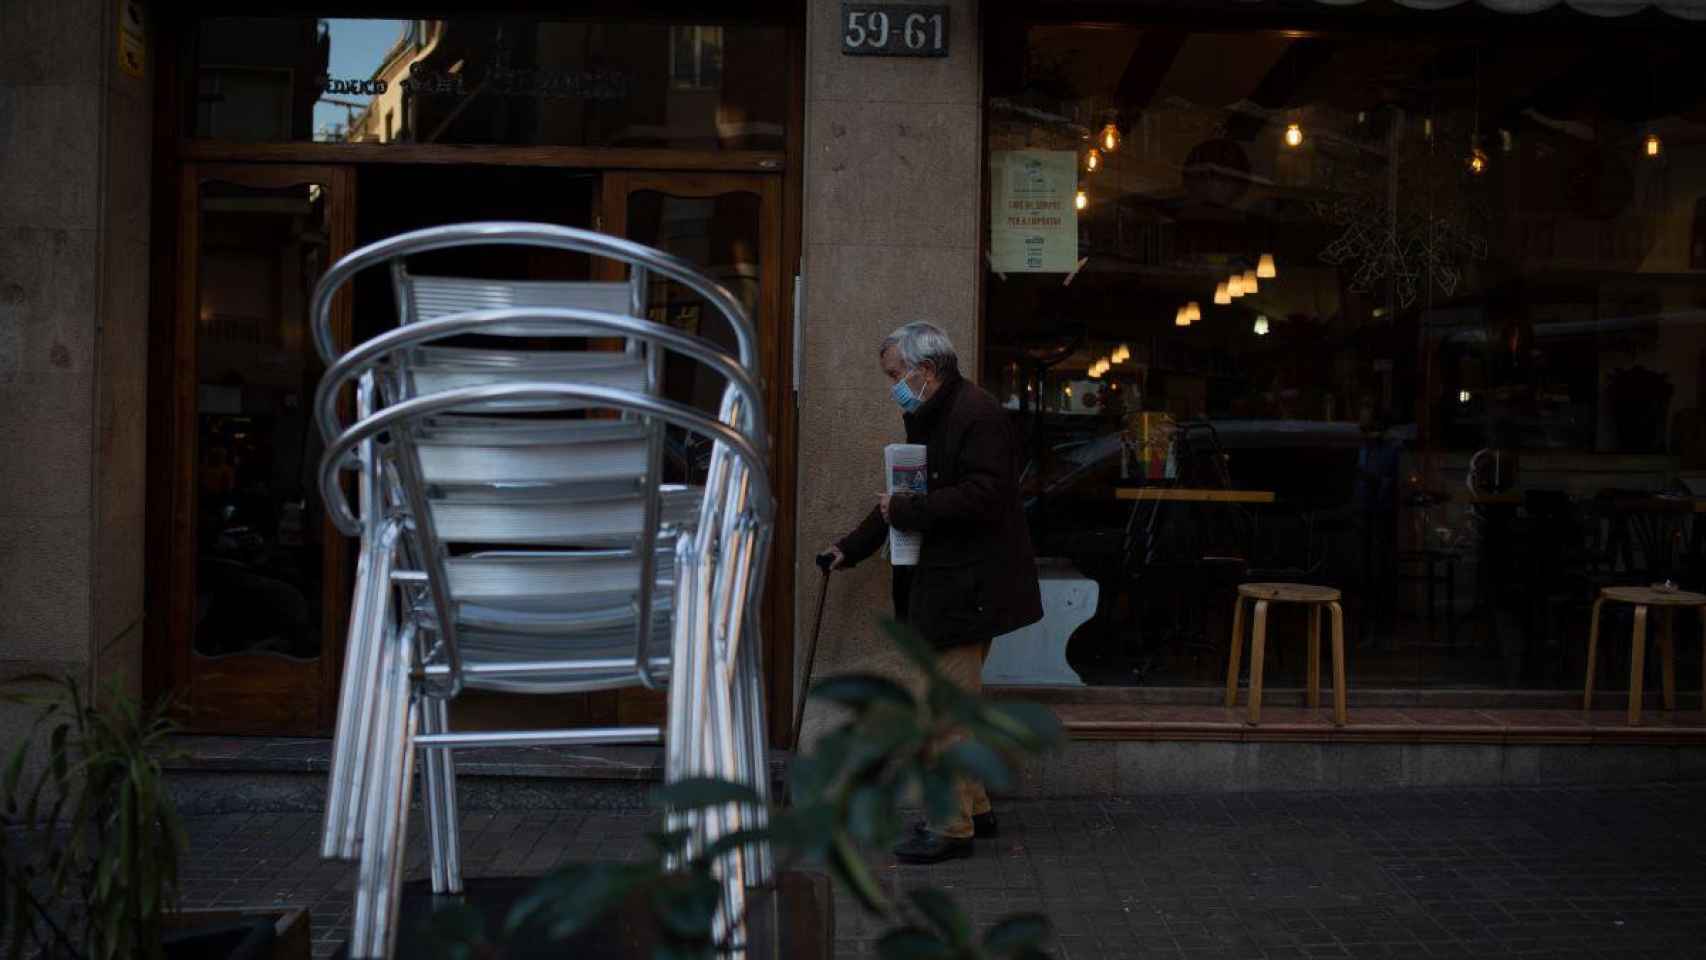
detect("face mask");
top-left (891, 368), bottom-right (928, 413)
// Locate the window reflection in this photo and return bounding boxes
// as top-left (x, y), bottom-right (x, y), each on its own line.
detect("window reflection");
top-left (989, 23), bottom-right (1706, 692)
top-left (191, 17), bottom-right (785, 150)
top-left (195, 181), bottom-right (331, 660)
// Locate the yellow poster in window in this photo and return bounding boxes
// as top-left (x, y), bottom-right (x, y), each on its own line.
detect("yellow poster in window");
top-left (117, 0), bottom-right (145, 79)
top-left (989, 149), bottom-right (1078, 273)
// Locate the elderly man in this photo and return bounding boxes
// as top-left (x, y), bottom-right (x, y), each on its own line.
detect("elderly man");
top-left (821, 321), bottom-right (1043, 864)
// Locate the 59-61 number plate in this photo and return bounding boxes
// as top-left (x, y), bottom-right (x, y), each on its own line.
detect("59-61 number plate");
top-left (840, 4), bottom-right (948, 58)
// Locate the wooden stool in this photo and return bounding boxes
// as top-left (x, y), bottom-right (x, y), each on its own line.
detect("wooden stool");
top-left (1585, 585), bottom-right (1706, 724)
top-left (1225, 583), bottom-right (1347, 726)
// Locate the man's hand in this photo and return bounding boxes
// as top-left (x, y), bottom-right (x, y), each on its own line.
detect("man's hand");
top-left (818, 545), bottom-right (846, 571)
top-left (878, 494), bottom-right (892, 524)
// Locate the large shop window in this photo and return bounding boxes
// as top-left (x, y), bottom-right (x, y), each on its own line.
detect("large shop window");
top-left (985, 19), bottom-right (1706, 691)
top-left (187, 17), bottom-right (786, 150)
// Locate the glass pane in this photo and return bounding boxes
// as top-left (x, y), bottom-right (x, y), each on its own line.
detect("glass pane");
top-left (194, 180), bottom-right (332, 661)
top-left (626, 188), bottom-right (763, 479)
top-left (985, 22), bottom-right (1706, 692)
top-left (188, 17), bottom-right (787, 151)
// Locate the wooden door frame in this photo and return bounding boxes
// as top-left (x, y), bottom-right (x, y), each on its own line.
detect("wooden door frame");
top-left (164, 162), bottom-right (357, 734)
top-left (599, 170), bottom-right (798, 748)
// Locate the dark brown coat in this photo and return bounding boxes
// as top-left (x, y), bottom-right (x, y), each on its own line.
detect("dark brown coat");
top-left (836, 370), bottom-right (1043, 648)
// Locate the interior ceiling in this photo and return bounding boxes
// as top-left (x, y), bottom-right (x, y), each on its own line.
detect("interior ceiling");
top-left (1027, 25), bottom-right (1706, 133)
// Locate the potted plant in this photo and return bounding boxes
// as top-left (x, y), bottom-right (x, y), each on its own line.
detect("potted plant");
top-left (426, 621), bottom-right (1063, 960)
top-left (0, 675), bottom-right (309, 960)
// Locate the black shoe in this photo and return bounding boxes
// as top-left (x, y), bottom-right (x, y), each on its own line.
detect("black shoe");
top-left (912, 811), bottom-right (999, 840)
top-left (892, 830), bottom-right (974, 865)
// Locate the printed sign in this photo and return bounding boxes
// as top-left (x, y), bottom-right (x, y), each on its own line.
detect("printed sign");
top-left (117, 0), bottom-right (145, 79)
top-left (840, 4), bottom-right (948, 57)
top-left (989, 150), bottom-right (1079, 273)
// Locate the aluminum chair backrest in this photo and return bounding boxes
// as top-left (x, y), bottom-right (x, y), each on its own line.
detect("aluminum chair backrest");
top-left (317, 307), bottom-right (764, 699)
top-left (319, 376), bottom-right (772, 698)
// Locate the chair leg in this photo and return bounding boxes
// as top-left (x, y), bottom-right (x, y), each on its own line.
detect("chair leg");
top-left (351, 625), bottom-right (417, 959)
top-left (1328, 601), bottom-right (1348, 727)
top-left (421, 695), bottom-right (461, 895)
top-left (735, 619), bottom-right (774, 887)
top-left (327, 527), bottom-right (400, 861)
top-left (1629, 605), bottom-right (1649, 726)
top-left (1225, 596), bottom-right (1246, 708)
top-left (1307, 604), bottom-right (1322, 709)
top-left (1661, 607), bottom-right (1677, 712)
top-left (1584, 597), bottom-right (1604, 711)
top-left (1247, 600), bottom-right (1269, 725)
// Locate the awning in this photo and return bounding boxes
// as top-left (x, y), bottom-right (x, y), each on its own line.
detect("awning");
top-left (1245, 0), bottom-right (1706, 19)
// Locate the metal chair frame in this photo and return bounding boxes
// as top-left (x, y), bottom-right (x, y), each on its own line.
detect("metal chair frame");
top-left (309, 224), bottom-right (774, 958)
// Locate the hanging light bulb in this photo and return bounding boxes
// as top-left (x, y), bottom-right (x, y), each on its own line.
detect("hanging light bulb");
top-left (1284, 123), bottom-right (1304, 148)
top-left (1113, 344), bottom-right (1131, 363)
top-left (1253, 315), bottom-right (1270, 336)
top-left (1074, 188), bottom-right (1088, 211)
top-left (1175, 306), bottom-right (1189, 327)
top-left (1467, 146), bottom-right (1488, 176)
top-left (1087, 362), bottom-right (1102, 379)
top-left (1085, 148), bottom-right (1101, 173)
top-left (1422, 117), bottom-right (1435, 142)
top-left (1257, 254), bottom-right (1277, 279)
top-left (1646, 133), bottom-right (1663, 158)
top-left (1228, 274), bottom-right (1245, 298)
top-left (1100, 123), bottom-right (1120, 153)
top-left (1242, 269), bottom-right (1259, 294)
top-left (1214, 282), bottom-right (1231, 305)
top-left (1185, 301), bottom-right (1201, 323)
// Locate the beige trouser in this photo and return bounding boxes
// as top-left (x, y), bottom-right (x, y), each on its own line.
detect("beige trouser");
top-left (903, 640), bottom-right (993, 840)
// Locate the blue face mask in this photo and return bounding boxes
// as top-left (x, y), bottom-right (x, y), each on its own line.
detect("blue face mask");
top-left (891, 368), bottom-right (925, 413)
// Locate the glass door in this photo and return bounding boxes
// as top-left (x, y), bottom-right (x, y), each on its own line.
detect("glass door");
top-left (600, 172), bottom-right (790, 735)
top-left (168, 163), bottom-right (355, 734)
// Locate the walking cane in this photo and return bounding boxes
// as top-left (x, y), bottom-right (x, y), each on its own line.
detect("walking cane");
top-left (790, 553), bottom-right (836, 751)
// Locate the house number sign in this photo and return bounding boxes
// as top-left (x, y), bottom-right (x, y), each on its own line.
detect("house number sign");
top-left (841, 4), bottom-right (948, 57)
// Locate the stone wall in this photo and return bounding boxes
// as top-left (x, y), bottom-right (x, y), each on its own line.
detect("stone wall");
top-left (0, 0), bottom-right (152, 705)
top-left (794, 0), bottom-right (982, 742)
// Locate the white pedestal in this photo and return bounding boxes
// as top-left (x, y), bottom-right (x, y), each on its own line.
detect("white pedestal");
top-left (982, 561), bottom-right (1095, 686)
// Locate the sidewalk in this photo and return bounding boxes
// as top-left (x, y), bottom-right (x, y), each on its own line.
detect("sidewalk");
top-left (177, 784), bottom-right (1706, 959)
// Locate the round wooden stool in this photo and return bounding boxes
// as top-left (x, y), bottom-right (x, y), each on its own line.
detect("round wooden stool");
top-left (1585, 585), bottom-right (1706, 725)
top-left (1225, 583), bottom-right (1347, 726)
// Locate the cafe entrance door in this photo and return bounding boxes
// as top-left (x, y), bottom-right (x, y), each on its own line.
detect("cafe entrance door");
top-left (154, 163), bottom-right (795, 738)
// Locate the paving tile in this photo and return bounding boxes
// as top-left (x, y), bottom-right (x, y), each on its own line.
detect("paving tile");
top-left (140, 784), bottom-right (1706, 956)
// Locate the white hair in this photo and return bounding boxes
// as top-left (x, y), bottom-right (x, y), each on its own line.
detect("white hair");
top-left (879, 321), bottom-right (959, 376)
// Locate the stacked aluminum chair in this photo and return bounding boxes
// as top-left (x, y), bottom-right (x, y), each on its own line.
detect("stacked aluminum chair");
top-left (308, 224), bottom-right (774, 958)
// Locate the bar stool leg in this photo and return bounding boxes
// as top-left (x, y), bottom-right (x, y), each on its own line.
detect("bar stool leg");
top-left (1225, 596), bottom-right (1246, 708)
top-left (1629, 605), bottom-right (1649, 725)
top-left (1307, 604), bottom-right (1322, 709)
top-left (1660, 607), bottom-right (1677, 712)
top-left (1247, 600), bottom-right (1269, 725)
top-left (1328, 601), bottom-right (1348, 727)
top-left (1584, 596), bottom-right (1604, 710)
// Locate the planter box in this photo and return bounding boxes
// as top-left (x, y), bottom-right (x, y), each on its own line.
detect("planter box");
top-left (335, 872), bottom-right (832, 959)
top-left (162, 908), bottom-right (310, 960)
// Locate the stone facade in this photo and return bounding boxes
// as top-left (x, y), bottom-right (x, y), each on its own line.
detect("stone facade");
top-left (794, 0), bottom-right (983, 743)
top-left (0, 0), bottom-right (152, 703)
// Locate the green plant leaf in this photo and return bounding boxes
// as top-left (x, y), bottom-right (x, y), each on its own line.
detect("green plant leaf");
top-left (830, 833), bottom-right (889, 914)
top-left (652, 777), bottom-right (762, 811)
top-left (697, 826), bottom-right (772, 865)
top-left (810, 675), bottom-right (916, 709)
top-left (940, 741), bottom-right (1012, 792)
top-left (880, 621), bottom-right (944, 678)
top-left (652, 942), bottom-right (714, 960)
top-left (875, 926), bottom-right (954, 960)
top-left (980, 703), bottom-right (1064, 750)
top-left (650, 873), bottom-right (720, 938)
top-left (982, 913), bottom-right (1050, 953)
top-left (847, 785), bottom-right (898, 847)
top-left (920, 770), bottom-right (958, 826)
top-left (908, 888), bottom-right (972, 947)
top-left (647, 828), bottom-right (695, 855)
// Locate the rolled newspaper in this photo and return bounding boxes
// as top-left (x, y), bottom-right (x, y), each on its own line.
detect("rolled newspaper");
top-left (885, 443), bottom-right (927, 566)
